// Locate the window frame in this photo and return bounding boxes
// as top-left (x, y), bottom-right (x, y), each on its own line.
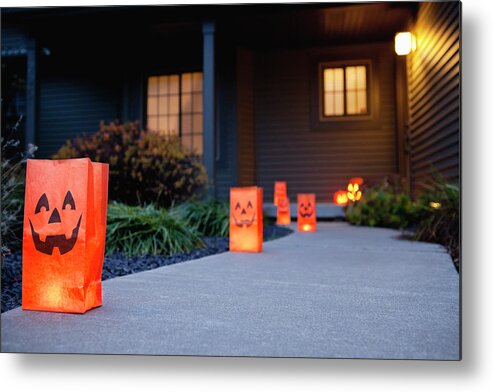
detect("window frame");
top-left (318, 60), bottom-right (373, 122)
top-left (145, 71), bottom-right (204, 155)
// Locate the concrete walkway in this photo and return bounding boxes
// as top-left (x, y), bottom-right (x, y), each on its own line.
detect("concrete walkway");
top-left (1, 223), bottom-right (459, 359)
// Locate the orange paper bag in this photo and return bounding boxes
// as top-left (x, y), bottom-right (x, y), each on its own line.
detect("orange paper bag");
top-left (276, 196), bottom-right (291, 225)
top-left (297, 193), bottom-right (316, 232)
top-left (273, 181), bottom-right (287, 205)
top-left (230, 186), bottom-right (263, 252)
top-left (22, 158), bottom-right (109, 313)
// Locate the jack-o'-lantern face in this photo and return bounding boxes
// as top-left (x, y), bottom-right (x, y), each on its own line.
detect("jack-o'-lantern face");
top-left (298, 199), bottom-right (314, 218)
top-left (28, 191), bottom-right (82, 255)
top-left (278, 197), bottom-right (290, 214)
top-left (232, 197), bottom-right (256, 227)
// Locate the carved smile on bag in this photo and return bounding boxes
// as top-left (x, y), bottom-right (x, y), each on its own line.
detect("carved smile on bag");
top-left (29, 191), bottom-right (82, 255)
top-left (233, 200), bottom-right (256, 227)
top-left (299, 201), bottom-right (314, 218)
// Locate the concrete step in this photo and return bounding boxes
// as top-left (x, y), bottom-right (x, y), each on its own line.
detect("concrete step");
top-left (264, 202), bottom-right (345, 219)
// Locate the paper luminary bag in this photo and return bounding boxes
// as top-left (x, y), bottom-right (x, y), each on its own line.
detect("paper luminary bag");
top-left (297, 193), bottom-right (316, 232)
top-left (273, 181), bottom-right (287, 205)
top-left (22, 158), bottom-right (109, 313)
top-left (276, 196), bottom-right (291, 225)
top-left (230, 186), bottom-right (263, 252)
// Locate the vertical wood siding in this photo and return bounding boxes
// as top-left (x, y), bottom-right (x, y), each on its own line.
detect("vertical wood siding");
top-left (236, 48), bottom-right (256, 186)
top-left (407, 1), bottom-right (460, 191)
top-left (254, 43), bottom-right (397, 202)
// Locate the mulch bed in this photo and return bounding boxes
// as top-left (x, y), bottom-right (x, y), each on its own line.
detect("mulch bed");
top-left (1, 225), bottom-right (292, 313)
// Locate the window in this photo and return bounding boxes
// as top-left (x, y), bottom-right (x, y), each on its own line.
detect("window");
top-left (322, 64), bottom-right (369, 118)
top-left (147, 72), bottom-right (203, 155)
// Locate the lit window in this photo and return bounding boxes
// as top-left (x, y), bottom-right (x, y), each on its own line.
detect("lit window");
top-left (322, 65), bottom-right (368, 117)
top-left (147, 72), bottom-right (203, 155)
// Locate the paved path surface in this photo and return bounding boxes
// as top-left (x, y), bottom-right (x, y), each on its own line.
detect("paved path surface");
top-left (1, 223), bottom-right (459, 359)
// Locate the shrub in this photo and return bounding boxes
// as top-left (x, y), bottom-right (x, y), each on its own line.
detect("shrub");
top-left (414, 176), bottom-right (460, 265)
top-left (105, 202), bottom-right (204, 257)
top-left (1, 117), bottom-right (37, 258)
top-left (345, 178), bottom-right (418, 229)
top-left (171, 199), bottom-right (229, 237)
top-left (53, 121), bottom-right (208, 207)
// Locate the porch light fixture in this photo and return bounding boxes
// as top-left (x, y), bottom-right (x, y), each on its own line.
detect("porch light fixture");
top-left (395, 32), bottom-right (416, 56)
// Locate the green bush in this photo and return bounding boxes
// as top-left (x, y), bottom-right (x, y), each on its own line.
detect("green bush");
top-left (414, 177), bottom-right (460, 264)
top-left (105, 202), bottom-right (204, 257)
top-left (345, 178), bottom-right (417, 229)
top-left (171, 199), bottom-right (229, 237)
top-left (53, 121), bottom-right (208, 207)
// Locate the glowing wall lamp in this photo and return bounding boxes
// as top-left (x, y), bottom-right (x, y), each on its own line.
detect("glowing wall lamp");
top-left (395, 32), bottom-right (416, 56)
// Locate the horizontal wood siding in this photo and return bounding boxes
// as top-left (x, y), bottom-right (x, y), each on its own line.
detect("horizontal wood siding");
top-left (254, 43), bottom-right (397, 202)
top-left (407, 1), bottom-right (460, 192)
top-left (1, 23), bottom-right (28, 52)
top-left (236, 48), bottom-right (256, 186)
top-left (37, 73), bottom-right (122, 157)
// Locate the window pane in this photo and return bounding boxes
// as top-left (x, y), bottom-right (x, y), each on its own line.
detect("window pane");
top-left (181, 114), bottom-right (192, 133)
top-left (192, 113), bottom-right (203, 133)
top-left (323, 69), bottom-right (334, 93)
top-left (346, 91), bottom-right (356, 114)
top-left (334, 68), bottom-right (344, 92)
top-left (334, 92), bottom-right (344, 115)
top-left (193, 135), bottom-right (203, 155)
top-left (169, 95), bottom-right (179, 114)
top-left (193, 93), bottom-right (203, 113)
top-left (168, 115), bottom-right (179, 135)
top-left (193, 72), bottom-right (203, 92)
top-left (181, 93), bottom-right (192, 113)
top-left (147, 116), bottom-right (158, 132)
top-left (158, 116), bottom-right (168, 134)
top-left (324, 93), bottom-right (334, 116)
top-left (357, 91), bottom-right (367, 114)
top-left (182, 73), bottom-right (192, 93)
top-left (356, 66), bottom-right (366, 90)
top-left (346, 66), bottom-right (356, 90)
top-left (158, 96), bottom-right (168, 115)
top-left (147, 97), bottom-right (158, 116)
top-left (148, 77), bottom-right (158, 95)
top-left (182, 135), bottom-right (192, 152)
top-left (169, 75), bottom-right (179, 94)
top-left (159, 76), bottom-right (168, 95)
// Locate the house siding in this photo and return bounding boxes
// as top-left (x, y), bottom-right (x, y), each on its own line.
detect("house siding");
top-left (1, 22), bottom-right (28, 53)
top-left (254, 43), bottom-right (397, 202)
top-left (37, 72), bottom-right (122, 157)
top-left (407, 1), bottom-right (460, 192)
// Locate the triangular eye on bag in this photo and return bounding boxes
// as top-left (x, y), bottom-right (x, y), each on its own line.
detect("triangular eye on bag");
top-left (22, 158), bottom-right (109, 314)
top-left (229, 186), bottom-right (263, 252)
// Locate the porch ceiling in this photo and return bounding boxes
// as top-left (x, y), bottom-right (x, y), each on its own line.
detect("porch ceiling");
top-left (225, 2), bottom-right (418, 48)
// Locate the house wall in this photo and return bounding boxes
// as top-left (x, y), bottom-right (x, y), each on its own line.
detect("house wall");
top-left (407, 1), bottom-right (460, 192)
top-left (254, 42), bottom-right (398, 203)
top-left (214, 39), bottom-right (239, 200)
top-left (236, 48), bottom-right (256, 187)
